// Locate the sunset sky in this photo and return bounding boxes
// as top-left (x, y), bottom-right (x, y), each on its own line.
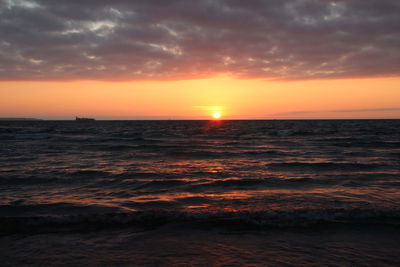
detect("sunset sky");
top-left (0, 0), bottom-right (399, 119)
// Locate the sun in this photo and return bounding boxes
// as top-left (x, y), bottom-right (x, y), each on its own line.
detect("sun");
top-left (212, 111), bottom-right (221, 119)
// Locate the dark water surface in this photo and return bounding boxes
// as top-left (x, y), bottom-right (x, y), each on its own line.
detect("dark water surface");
top-left (1, 120), bottom-right (399, 266)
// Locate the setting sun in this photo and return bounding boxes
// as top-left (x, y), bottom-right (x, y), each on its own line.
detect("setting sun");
top-left (212, 112), bottom-right (221, 119)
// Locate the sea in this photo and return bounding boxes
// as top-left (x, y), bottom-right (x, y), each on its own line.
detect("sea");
top-left (0, 119), bottom-right (399, 266)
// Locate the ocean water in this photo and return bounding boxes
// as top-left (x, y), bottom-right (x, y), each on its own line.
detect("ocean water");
top-left (1, 120), bottom-right (399, 266)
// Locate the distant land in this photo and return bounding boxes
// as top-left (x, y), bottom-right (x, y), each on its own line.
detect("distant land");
top-left (0, 118), bottom-right (42, 121)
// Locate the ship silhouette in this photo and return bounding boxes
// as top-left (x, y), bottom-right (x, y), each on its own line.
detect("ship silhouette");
top-left (75, 116), bottom-right (95, 121)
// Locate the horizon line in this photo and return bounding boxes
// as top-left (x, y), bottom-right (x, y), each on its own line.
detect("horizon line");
top-left (1, 117), bottom-right (399, 121)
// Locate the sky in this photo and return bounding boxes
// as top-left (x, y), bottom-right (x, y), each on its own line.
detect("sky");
top-left (0, 0), bottom-right (399, 119)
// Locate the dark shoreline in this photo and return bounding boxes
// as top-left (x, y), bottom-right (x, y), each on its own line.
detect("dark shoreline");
top-left (2, 223), bottom-right (399, 266)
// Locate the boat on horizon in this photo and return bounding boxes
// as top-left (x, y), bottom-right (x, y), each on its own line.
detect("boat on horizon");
top-left (75, 116), bottom-right (95, 121)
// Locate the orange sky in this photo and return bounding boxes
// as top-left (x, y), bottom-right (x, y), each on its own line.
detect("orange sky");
top-left (0, 76), bottom-right (399, 120)
top-left (1, 1), bottom-right (399, 120)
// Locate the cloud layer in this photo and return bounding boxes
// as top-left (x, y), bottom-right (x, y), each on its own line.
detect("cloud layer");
top-left (1, 0), bottom-right (399, 80)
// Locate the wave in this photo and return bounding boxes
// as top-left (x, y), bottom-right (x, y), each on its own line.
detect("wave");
top-left (266, 162), bottom-right (384, 172)
top-left (166, 150), bottom-right (283, 159)
top-left (134, 179), bottom-right (188, 189)
top-left (69, 170), bottom-right (111, 177)
top-left (0, 176), bottom-right (58, 185)
top-left (0, 202), bottom-right (121, 217)
top-left (1, 208), bottom-right (399, 234)
top-left (331, 140), bottom-right (400, 148)
top-left (194, 177), bottom-right (314, 189)
top-left (14, 135), bottom-right (50, 140)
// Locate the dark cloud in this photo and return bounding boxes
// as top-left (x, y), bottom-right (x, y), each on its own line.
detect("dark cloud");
top-left (0, 0), bottom-right (399, 80)
top-left (273, 107), bottom-right (400, 116)
top-left (331, 107), bottom-right (400, 113)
